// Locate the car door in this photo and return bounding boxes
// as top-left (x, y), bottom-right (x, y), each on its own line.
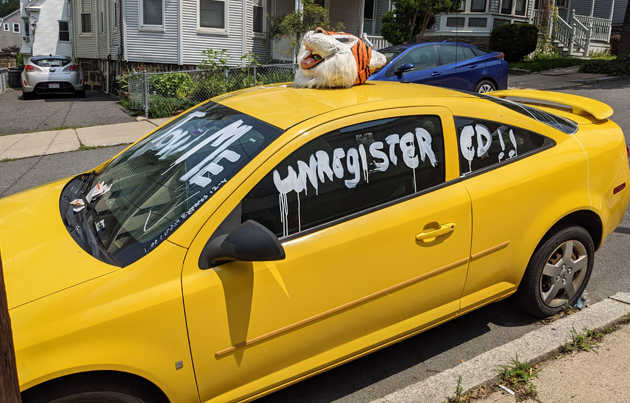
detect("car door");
top-left (436, 44), bottom-right (483, 91)
top-left (181, 107), bottom-right (472, 402)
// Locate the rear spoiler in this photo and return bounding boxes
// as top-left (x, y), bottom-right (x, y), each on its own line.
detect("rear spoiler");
top-left (489, 89), bottom-right (613, 121)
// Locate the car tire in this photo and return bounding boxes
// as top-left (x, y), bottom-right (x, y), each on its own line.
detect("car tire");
top-left (516, 226), bottom-right (594, 318)
top-left (475, 80), bottom-right (496, 93)
top-left (76, 90), bottom-right (86, 98)
top-left (46, 391), bottom-right (146, 403)
top-left (22, 91), bottom-right (35, 100)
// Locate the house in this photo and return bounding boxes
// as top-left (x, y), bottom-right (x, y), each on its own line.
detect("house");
top-left (1, 9), bottom-right (23, 51)
top-left (69, 0), bottom-right (371, 92)
top-left (19, 0), bottom-right (73, 58)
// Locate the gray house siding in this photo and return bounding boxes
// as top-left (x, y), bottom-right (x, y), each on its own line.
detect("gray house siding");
top-left (123, 0), bottom-right (178, 64)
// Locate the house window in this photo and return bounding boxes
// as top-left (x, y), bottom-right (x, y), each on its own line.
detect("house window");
top-left (114, 0), bottom-right (120, 30)
top-left (446, 17), bottom-right (465, 27)
top-left (143, 0), bottom-right (163, 26)
top-left (470, 0), bottom-right (486, 12)
top-left (59, 21), bottom-right (70, 41)
top-left (493, 18), bottom-right (511, 27)
top-left (364, 0), bottom-right (375, 19)
top-left (200, 0), bottom-right (225, 30)
top-left (3, 23), bottom-right (8, 31)
top-left (468, 17), bottom-right (487, 27)
top-left (13, 23), bottom-right (20, 33)
top-left (556, 0), bottom-right (568, 7)
top-left (515, 0), bottom-right (526, 15)
top-left (24, 22), bottom-right (30, 39)
top-left (500, 0), bottom-right (512, 14)
top-left (81, 0), bottom-right (92, 33)
top-left (253, 0), bottom-right (264, 33)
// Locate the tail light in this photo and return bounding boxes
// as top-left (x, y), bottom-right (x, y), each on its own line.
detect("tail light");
top-left (69, 64), bottom-right (79, 71)
top-left (626, 145), bottom-right (629, 158)
top-left (25, 65), bottom-right (35, 71)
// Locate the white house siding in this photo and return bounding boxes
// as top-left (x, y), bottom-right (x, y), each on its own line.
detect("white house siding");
top-left (329, 0), bottom-right (361, 35)
top-left (124, 0), bottom-right (178, 64)
top-left (182, 0), bottom-right (269, 66)
top-left (72, 0), bottom-right (96, 59)
top-left (23, 0), bottom-right (73, 57)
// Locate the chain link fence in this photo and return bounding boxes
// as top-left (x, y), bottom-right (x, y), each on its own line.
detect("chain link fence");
top-left (125, 63), bottom-right (297, 118)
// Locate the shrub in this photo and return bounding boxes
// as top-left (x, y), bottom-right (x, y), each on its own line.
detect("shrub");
top-left (579, 58), bottom-right (630, 76)
top-left (148, 96), bottom-right (196, 118)
top-left (490, 23), bottom-right (539, 62)
top-left (149, 72), bottom-right (194, 99)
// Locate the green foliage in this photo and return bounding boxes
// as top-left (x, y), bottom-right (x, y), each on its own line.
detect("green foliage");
top-left (0, 0), bottom-right (19, 18)
top-left (382, 0), bottom-right (458, 44)
top-left (497, 354), bottom-right (540, 399)
top-left (563, 327), bottom-right (604, 354)
top-left (579, 58), bottom-right (630, 76)
top-left (267, 0), bottom-right (344, 59)
top-left (16, 53), bottom-right (23, 66)
top-left (200, 49), bottom-right (230, 71)
top-left (490, 23), bottom-right (538, 62)
top-left (149, 73), bottom-right (193, 99)
top-left (148, 96), bottom-right (196, 119)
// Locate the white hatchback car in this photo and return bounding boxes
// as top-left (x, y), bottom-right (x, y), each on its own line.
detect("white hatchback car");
top-left (21, 55), bottom-right (85, 100)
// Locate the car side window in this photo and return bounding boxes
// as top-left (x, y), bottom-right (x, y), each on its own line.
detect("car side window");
top-left (438, 45), bottom-right (476, 65)
top-left (242, 116), bottom-right (446, 238)
top-left (456, 117), bottom-right (554, 176)
top-left (389, 46), bottom-right (438, 76)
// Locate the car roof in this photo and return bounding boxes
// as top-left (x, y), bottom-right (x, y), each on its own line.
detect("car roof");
top-left (378, 42), bottom-right (477, 52)
top-left (214, 81), bottom-right (476, 130)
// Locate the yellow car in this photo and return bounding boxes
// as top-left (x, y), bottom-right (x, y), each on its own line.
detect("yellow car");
top-left (2, 82), bottom-right (629, 403)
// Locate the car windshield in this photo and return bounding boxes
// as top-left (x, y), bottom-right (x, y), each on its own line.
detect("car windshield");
top-left (74, 102), bottom-right (282, 265)
top-left (31, 57), bottom-right (71, 67)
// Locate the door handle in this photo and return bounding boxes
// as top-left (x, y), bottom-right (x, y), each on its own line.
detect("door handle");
top-left (468, 64), bottom-right (477, 68)
top-left (431, 71), bottom-right (441, 77)
top-left (416, 223), bottom-right (455, 241)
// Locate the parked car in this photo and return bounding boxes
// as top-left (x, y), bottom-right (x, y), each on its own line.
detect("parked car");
top-left (20, 55), bottom-right (85, 100)
top-left (369, 42), bottom-right (508, 93)
top-left (2, 82), bottom-right (628, 403)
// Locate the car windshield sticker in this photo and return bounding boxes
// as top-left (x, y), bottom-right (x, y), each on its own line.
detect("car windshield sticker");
top-left (460, 123), bottom-right (518, 174)
top-left (273, 127), bottom-right (437, 237)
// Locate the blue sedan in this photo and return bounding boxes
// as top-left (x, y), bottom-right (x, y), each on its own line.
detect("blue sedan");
top-left (369, 42), bottom-right (508, 93)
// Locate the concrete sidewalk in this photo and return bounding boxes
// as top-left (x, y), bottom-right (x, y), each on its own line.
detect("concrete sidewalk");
top-left (0, 117), bottom-right (171, 160)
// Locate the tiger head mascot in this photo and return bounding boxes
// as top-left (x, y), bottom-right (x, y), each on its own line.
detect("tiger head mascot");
top-left (293, 27), bottom-right (387, 89)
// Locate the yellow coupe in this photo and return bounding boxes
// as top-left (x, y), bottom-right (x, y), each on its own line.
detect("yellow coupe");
top-left (1, 82), bottom-right (629, 403)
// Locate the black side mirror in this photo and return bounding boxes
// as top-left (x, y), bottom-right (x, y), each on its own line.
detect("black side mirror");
top-left (395, 63), bottom-right (414, 77)
top-left (200, 220), bottom-right (286, 269)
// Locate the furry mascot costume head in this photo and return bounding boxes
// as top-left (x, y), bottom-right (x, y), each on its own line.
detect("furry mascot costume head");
top-left (293, 27), bottom-right (387, 89)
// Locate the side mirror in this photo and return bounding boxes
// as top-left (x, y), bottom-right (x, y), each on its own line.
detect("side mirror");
top-left (200, 220), bottom-right (286, 269)
top-left (395, 63), bottom-right (414, 77)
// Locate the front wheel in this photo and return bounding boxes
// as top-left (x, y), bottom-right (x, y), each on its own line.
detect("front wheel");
top-left (516, 226), bottom-right (594, 318)
top-left (475, 80), bottom-right (496, 93)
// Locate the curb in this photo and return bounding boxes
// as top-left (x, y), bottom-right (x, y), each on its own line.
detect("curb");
top-left (371, 291), bottom-right (630, 403)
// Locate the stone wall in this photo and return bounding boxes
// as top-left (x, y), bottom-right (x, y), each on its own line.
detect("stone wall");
top-left (0, 52), bottom-right (18, 69)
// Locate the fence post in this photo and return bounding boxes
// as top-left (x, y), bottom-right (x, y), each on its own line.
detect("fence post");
top-left (253, 66), bottom-right (257, 86)
top-left (143, 70), bottom-right (149, 119)
top-left (0, 252), bottom-right (22, 403)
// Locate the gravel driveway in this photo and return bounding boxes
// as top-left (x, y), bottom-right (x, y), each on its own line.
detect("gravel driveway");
top-left (0, 87), bottom-right (136, 136)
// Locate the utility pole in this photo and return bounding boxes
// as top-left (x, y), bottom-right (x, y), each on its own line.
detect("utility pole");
top-left (0, 253), bottom-right (21, 403)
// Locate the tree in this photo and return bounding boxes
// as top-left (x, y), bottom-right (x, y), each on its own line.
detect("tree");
top-left (618, 2), bottom-right (630, 60)
top-left (0, 0), bottom-right (19, 18)
top-left (381, 0), bottom-right (459, 45)
top-left (267, 0), bottom-right (344, 61)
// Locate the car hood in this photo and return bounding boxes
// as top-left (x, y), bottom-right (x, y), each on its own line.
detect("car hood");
top-left (0, 180), bottom-right (120, 309)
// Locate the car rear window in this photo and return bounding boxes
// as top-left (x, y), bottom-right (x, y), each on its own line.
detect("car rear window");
top-left (31, 57), bottom-right (71, 67)
top-left (478, 93), bottom-right (578, 134)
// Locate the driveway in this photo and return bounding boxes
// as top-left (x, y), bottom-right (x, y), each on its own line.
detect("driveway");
top-left (0, 87), bottom-right (136, 136)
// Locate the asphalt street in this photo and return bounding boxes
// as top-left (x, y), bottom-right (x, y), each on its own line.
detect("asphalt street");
top-left (0, 76), bottom-right (629, 402)
top-left (0, 87), bottom-right (135, 135)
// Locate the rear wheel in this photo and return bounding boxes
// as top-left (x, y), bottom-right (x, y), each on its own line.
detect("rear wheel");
top-left (76, 90), bottom-right (86, 98)
top-left (22, 91), bottom-right (35, 100)
top-left (47, 391), bottom-right (146, 403)
top-left (475, 80), bottom-right (496, 93)
top-left (516, 226), bottom-right (594, 318)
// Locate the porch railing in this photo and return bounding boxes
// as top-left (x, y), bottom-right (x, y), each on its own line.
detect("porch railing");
top-left (571, 12), bottom-right (590, 53)
top-left (365, 35), bottom-right (391, 50)
top-left (573, 14), bottom-right (611, 42)
top-left (554, 16), bottom-right (574, 51)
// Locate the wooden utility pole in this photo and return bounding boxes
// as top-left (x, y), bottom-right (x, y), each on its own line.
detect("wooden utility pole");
top-left (0, 252), bottom-right (21, 402)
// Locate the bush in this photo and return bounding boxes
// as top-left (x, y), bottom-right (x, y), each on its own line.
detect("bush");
top-left (148, 96), bottom-right (196, 118)
top-left (149, 72), bottom-right (194, 99)
top-left (579, 58), bottom-right (630, 76)
top-left (490, 23), bottom-right (539, 62)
